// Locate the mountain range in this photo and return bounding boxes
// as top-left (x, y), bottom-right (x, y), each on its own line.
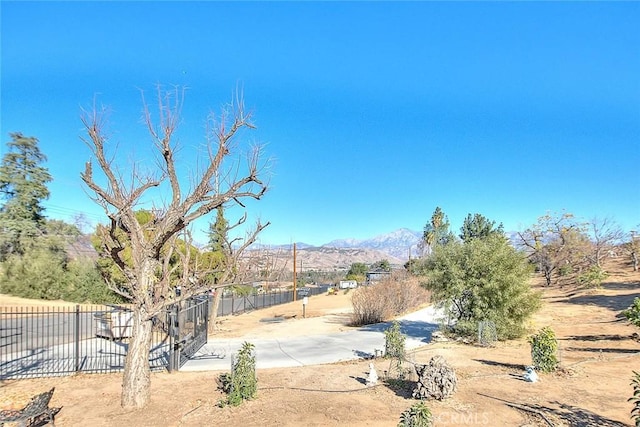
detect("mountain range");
top-left (252, 228), bottom-right (423, 270)
top-left (323, 228), bottom-right (422, 260)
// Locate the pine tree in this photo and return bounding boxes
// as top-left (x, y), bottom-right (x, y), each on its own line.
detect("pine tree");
top-left (0, 133), bottom-right (52, 258)
top-left (459, 213), bottom-right (504, 243)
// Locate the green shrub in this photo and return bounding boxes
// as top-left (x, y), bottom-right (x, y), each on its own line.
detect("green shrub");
top-left (219, 341), bottom-right (257, 406)
top-left (384, 320), bottom-right (407, 380)
top-left (419, 235), bottom-right (540, 340)
top-left (630, 371), bottom-right (640, 426)
top-left (624, 298), bottom-right (640, 328)
top-left (385, 320), bottom-right (406, 359)
top-left (528, 327), bottom-right (559, 372)
top-left (576, 266), bottom-right (608, 288)
top-left (398, 401), bottom-right (433, 427)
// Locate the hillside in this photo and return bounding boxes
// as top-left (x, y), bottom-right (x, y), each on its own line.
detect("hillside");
top-left (246, 245), bottom-right (406, 273)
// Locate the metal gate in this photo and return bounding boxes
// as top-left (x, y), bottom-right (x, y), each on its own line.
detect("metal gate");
top-left (168, 295), bottom-right (209, 371)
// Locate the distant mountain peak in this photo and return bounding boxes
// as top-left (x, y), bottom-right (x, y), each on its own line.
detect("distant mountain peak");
top-left (324, 228), bottom-right (421, 260)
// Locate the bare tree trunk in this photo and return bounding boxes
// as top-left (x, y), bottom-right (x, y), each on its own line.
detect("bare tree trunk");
top-left (121, 308), bottom-right (153, 408)
top-left (633, 251), bottom-right (638, 272)
top-left (543, 266), bottom-right (552, 287)
top-left (209, 289), bottom-right (222, 332)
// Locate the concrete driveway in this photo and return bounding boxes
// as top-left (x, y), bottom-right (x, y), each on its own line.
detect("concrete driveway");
top-left (181, 305), bottom-right (444, 372)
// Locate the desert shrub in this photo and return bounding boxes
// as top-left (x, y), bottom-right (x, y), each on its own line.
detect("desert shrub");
top-left (351, 276), bottom-right (428, 326)
top-left (528, 327), bottom-right (559, 372)
top-left (576, 265), bottom-right (608, 288)
top-left (219, 341), bottom-right (257, 406)
top-left (630, 371), bottom-right (640, 426)
top-left (398, 401), bottom-right (433, 427)
top-left (624, 298), bottom-right (640, 328)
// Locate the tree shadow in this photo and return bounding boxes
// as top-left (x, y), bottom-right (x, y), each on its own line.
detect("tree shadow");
top-left (357, 319), bottom-right (438, 343)
top-left (562, 333), bottom-right (635, 341)
top-left (479, 394), bottom-right (628, 427)
top-left (561, 291), bottom-right (640, 312)
top-left (324, 313), bottom-right (355, 325)
top-left (382, 378), bottom-right (415, 399)
top-left (601, 279), bottom-right (640, 291)
top-left (473, 359), bottom-right (526, 371)
top-left (538, 401), bottom-right (627, 427)
top-left (564, 346), bottom-right (640, 354)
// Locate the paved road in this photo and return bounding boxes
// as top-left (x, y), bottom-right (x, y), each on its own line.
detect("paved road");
top-left (181, 305), bottom-right (444, 372)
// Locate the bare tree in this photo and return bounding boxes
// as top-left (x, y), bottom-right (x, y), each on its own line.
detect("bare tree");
top-left (622, 229), bottom-right (640, 272)
top-left (587, 216), bottom-right (624, 268)
top-left (80, 86), bottom-right (269, 409)
top-left (517, 212), bottom-right (590, 287)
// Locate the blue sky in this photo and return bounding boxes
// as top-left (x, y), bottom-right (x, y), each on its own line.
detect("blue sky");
top-left (1, 1), bottom-right (639, 247)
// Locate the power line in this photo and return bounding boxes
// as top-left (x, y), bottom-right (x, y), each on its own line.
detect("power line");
top-left (41, 202), bottom-right (106, 222)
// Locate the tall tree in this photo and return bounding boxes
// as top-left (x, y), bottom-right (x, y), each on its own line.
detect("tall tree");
top-left (459, 213), bottom-right (504, 243)
top-left (204, 205), bottom-right (233, 329)
top-left (80, 86), bottom-right (269, 408)
top-left (0, 133), bottom-right (52, 258)
top-left (422, 207), bottom-right (455, 254)
top-left (209, 206), bottom-right (229, 254)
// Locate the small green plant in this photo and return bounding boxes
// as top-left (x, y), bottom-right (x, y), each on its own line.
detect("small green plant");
top-left (218, 341), bottom-right (257, 406)
top-left (384, 320), bottom-right (407, 380)
top-left (576, 265), bottom-right (608, 288)
top-left (630, 371), bottom-right (640, 426)
top-left (398, 401), bottom-right (433, 427)
top-left (385, 320), bottom-right (406, 359)
top-left (624, 298), bottom-right (640, 328)
top-left (528, 327), bottom-right (559, 372)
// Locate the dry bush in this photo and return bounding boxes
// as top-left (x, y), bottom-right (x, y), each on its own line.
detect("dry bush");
top-left (351, 274), bottom-right (429, 326)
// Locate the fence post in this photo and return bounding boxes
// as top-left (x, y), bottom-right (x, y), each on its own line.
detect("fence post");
top-left (75, 305), bottom-right (80, 373)
top-left (168, 308), bottom-right (177, 372)
top-left (204, 298), bottom-right (209, 338)
top-left (231, 293), bottom-right (235, 315)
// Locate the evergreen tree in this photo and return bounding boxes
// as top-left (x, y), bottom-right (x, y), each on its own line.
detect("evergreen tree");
top-left (346, 262), bottom-right (368, 282)
top-left (0, 133), bottom-right (52, 258)
top-left (422, 207), bottom-right (455, 253)
top-left (459, 213), bottom-right (504, 243)
top-left (209, 206), bottom-right (229, 254)
top-left (371, 259), bottom-right (391, 272)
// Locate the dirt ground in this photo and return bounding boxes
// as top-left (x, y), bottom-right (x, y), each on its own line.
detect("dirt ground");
top-left (1, 258), bottom-right (639, 426)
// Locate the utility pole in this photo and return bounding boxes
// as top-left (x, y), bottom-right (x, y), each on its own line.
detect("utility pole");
top-left (293, 242), bottom-right (297, 301)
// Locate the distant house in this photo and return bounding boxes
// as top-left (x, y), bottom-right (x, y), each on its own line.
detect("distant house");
top-left (366, 269), bottom-right (391, 283)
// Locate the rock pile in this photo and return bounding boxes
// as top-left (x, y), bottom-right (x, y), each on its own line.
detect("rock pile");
top-left (412, 356), bottom-right (457, 400)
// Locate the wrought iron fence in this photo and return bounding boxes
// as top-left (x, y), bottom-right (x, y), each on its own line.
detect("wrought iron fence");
top-left (215, 284), bottom-right (331, 317)
top-left (0, 285), bottom-right (332, 380)
top-left (168, 296), bottom-right (209, 371)
top-left (0, 305), bottom-right (169, 380)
